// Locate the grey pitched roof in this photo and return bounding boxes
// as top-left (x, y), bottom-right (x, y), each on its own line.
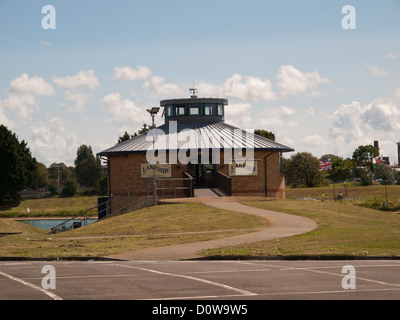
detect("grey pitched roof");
top-left (98, 121), bottom-right (294, 156)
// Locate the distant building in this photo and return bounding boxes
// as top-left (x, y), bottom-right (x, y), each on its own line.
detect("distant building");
top-left (98, 90), bottom-right (294, 215)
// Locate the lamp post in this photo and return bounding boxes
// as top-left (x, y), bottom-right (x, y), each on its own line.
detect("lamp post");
top-left (146, 107), bottom-right (160, 206)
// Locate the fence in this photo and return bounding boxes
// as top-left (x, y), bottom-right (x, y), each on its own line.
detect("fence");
top-left (216, 171), bottom-right (232, 196)
top-left (50, 176), bottom-right (195, 233)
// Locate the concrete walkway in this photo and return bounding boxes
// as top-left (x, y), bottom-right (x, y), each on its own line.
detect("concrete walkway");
top-left (109, 196), bottom-right (318, 261)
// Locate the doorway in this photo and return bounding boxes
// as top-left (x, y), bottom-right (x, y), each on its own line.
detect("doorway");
top-left (187, 163), bottom-right (216, 188)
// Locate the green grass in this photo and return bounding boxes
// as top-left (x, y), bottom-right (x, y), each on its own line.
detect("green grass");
top-left (201, 198), bottom-right (400, 258)
top-left (286, 184), bottom-right (400, 203)
top-left (2, 188), bottom-right (400, 259)
top-left (0, 196), bottom-right (98, 218)
top-left (0, 202), bottom-right (267, 258)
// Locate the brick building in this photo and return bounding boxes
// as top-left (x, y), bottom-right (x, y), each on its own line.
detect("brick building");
top-left (98, 90), bottom-right (294, 215)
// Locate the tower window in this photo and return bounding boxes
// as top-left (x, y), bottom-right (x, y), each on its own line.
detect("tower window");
top-left (204, 103), bottom-right (214, 115)
top-left (165, 105), bottom-right (173, 117)
top-left (189, 104), bottom-right (200, 115)
top-left (176, 105), bottom-right (185, 116)
top-left (217, 104), bottom-right (223, 116)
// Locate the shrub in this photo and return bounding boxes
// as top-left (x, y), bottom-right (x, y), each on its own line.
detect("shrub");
top-left (61, 180), bottom-right (77, 197)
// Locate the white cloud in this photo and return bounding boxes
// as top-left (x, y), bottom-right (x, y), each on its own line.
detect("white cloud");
top-left (306, 107), bottom-right (315, 117)
top-left (0, 99), bottom-right (15, 128)
top-left (50, 117), bottom-right (65, 131)
top-left (61, 90), bottom-right (89, 113)
top-left (141, 65), bottom-right (329, 102)
top-left (197, 65), bottom-right (329, 101)
top-left (386, 53), bottom-right (400, 59)
top-left (41, 41), bottom-right (51, 46)
top-left (112, 65), bottom-right (152, 81)
top-left (276, 65), bottom-right (330, 97)
top-left (30, 123), bottom-right (80, 165)
top-left (52, 69), bottom-right (99, 90)
top-left (328, 99), bottom-right (400, 161)
top-left (143, 76), bottom-right (186, 97)
top-left (101, 92), bottom-right (149, 126)
top-left (2, 93), bottom-right (38, 122)
top-left (8, 73), bottom-right (54, 96)
top-left (2, 73), bottom-right (55, 124)
top-left (221, 74), bottom-right (276, 101)
top-left (256, 106), bottom-right (298, 134)
top-left (224, 103), bottom-right (253, 129)
top-left (394, 88), bottom-right (400, 101)
top-left (361, 101), bottom-right (400, 131)
top-left (302, 134), bottom-right (331, 155)
top-left (363, 63), bottom-right (389, 77)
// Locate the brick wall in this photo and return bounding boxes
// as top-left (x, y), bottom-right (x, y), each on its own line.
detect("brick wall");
top-left (108, 152), bottom-right (188, 198)
top-left (215, 150), bottom-right (286, 198)
top-left (107, 149), bottom-right (286, 202)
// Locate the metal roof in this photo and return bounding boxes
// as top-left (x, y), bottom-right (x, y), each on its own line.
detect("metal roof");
top-left (98, 121), bottom-right (294, 156)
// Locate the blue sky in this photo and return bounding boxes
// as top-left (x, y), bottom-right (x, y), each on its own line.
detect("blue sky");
top-left (1, 0), bottom-right (400, 166)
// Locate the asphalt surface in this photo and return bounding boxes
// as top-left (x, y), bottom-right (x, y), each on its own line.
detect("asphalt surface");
top-left (1, 259), bottom-right (399, 300)
top-left (1, 193), bottom-right (398, 307)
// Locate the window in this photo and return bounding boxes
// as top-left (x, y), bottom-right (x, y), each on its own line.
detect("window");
top-left (204, 103), bottom-right (213, 115)
top-left (217, 104), bottom-right (223, 116)
top-left (189, 104), bottom-right (200, 115)
top-left (175, 105), bottom-right (185, 116)
top-left (165, 105), bottom-right (173, 117)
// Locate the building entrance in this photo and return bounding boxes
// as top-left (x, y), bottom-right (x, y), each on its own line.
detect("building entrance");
top-left (187, 163), bottom-right (216, 188)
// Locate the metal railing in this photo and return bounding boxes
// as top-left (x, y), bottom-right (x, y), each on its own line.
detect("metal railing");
top-left (156, 175), bottom-right (194, 199)
top-left (49, 176), bottom-right (195, 233)
top-left (216, 171), bottom-right (232, 196)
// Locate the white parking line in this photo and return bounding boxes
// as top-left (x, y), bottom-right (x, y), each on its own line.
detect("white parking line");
top-left (282, 267), bottom-right (400, 287)
top-left (0, 271), bottom-right (63, 300)
top-left (114, 263), bottom-right (257, 297)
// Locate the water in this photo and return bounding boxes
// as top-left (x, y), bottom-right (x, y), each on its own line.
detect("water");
top-left (19, 218), bottom-right (97, 230)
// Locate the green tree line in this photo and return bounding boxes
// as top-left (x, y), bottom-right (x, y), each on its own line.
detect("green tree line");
top-left (284, 146), bottom-right (400, 188)
top-left (0, 123), bottom-right (153, 202)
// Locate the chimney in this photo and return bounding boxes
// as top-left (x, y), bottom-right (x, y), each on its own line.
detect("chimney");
top-left (397, 142), bottom-right (400, 165)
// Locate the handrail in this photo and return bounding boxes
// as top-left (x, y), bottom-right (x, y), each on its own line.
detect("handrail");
top-left (98, 194), bottom-right (153, 220)
top-left (216, 171), bottom-right (232, 196)
top-left (183, 171), bottom-right (194, 197)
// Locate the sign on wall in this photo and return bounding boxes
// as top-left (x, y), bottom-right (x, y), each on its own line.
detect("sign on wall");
top-left (228, 160), bottom-right (258, 176)
top-left (141, 163), bottom-right (172, 178)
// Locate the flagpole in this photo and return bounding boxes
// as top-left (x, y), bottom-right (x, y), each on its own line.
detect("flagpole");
top-left (384, 179), bottom-right (388, 211)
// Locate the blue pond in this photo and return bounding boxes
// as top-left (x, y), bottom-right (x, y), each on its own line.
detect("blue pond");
top-left (19, 218), bottom-right (97, 231)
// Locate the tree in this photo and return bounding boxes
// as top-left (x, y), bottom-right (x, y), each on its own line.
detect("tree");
top-left (31, 162), bottom-right (48, 189)
top-left (374, 164), bottom-right (396, 185)
top-left (284, 152), bottom-right (322, 187)
top-left (320, 154), bottom-right (340, 163)
top-left (74, 145), bottom-right (102, 189)
top-left (97, 174), bottom-right (108, 196)
top-left (327, 157), bottom-right (355, 183)
top-left (61, 180), bottom-right (77, 197)
top-left (395, 170), bottom-right (400, 185)
top-left (254, 129), bottom-right (275, 141)
top-left (352, 145), bottom-right (379, 184)
top-left (117, 124), bottom-right (155, 144)
top-left (133, 123), bottom-right (154, 137)
top-left (353, 167), bottom-right (371, 186)
top-left (0, 125), bottom-right (37, 202)
top-left (117, 131), bottom-right (134, 144)
top-left (48, 163), bottom-right (72, 189)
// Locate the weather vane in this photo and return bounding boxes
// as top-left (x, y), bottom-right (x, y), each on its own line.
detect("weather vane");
top-left (189, 80), bottom-right (197, 98)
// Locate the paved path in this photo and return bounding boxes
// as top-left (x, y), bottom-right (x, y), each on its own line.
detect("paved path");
top-left (109, 196), bottom-right (318, 261)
